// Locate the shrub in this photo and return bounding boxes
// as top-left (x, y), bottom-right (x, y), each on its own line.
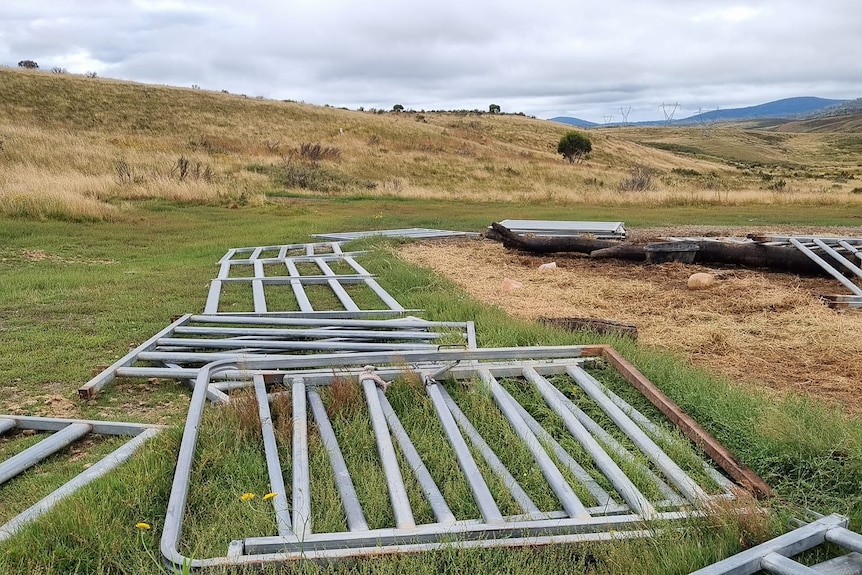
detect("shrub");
top-left (618, 164), bottom-right (653, 191)
top-left (17, 60), bottom-right (39, 69)
top-left (295, 142), bottom-right (340, 164)
top-left (85, 71), bottom-right (98, 78)
top-left (557, 131), bottom-right (592, 163)
top-left (51, 67), bottom-right (67, 74)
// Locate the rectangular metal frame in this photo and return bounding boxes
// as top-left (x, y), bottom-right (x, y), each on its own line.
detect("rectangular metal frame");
top-left (312, 228), bottom-right (480, 241)
top-left (0, 415), bottom-right (162, 542)
top-left (495, 220), bottom-right (627, 240)
top-left (159, 346), bottom-right (751, 569)
top-left (688, 513), bottom-right (862, 575)
top-left (206, 244), bottom-right (405, 314)
top-left (78, 314), bottom-right (474, 400)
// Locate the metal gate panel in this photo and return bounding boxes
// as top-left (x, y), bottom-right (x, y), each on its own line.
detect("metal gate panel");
top-left (206, 245), bottom-right (404, 314)
top-left (79, 315), bottom-right (475, 400)
top-left (159, 347), bottom-right (745, 569)
top-left (0, 416), bottom-right (163, 542)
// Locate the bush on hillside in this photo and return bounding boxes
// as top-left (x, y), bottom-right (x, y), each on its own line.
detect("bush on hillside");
top-left (557, 130), bottom-right (592, 163)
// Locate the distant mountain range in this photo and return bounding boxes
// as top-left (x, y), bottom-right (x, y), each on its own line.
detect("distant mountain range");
top-left (550, 97), bottom-right (850, 128)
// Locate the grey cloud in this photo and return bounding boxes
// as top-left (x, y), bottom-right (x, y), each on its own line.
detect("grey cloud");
top-left (1, 0), bottom-right (860, 122)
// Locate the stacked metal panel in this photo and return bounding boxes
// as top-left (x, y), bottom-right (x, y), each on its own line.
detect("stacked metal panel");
top-left (7, 240), bottom-right (767, 570)
top-left (495, 220), bottom-right (627, 240)
top-left (312, 228), bottom-right (480, 241)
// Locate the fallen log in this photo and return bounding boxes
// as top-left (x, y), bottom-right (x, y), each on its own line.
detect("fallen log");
top-left (489, 222), bottom-right (618, 254)
top-left (489, 223), bottom-right (841, 277)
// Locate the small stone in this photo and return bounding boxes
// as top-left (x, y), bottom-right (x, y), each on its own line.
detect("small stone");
top-left (688, 272), bottom-right (716, 290)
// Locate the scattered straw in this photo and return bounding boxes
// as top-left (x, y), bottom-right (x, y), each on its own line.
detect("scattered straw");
top-left (399, 235), bottom-right (862, 414)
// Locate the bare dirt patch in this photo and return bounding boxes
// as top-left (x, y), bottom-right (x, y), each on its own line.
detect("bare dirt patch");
top-left (398, 233), bottom-right (862, 414)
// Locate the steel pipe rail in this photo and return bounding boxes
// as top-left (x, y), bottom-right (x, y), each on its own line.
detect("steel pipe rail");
top-left (253, 375), bottom-right (294, 538)
top-left (291, 377), bottom-right (312, 539)
top-left (360, 373), bottom-right (415, 529)
top-left (308, 389), bottom-right (370, 532)
top-left (523, 367), bottom-right (657, 519)
top-left (479, 368), bottom-right (590, 520)
top-left (568, 366), bottom-right (708, 506)
top-left (0, 423), bottom-right (92, 485)
top-left (377, 393), bottom-right (456, 525)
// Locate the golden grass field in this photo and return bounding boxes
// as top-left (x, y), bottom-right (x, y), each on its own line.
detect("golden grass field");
top-left (2, 68), bottom-right (861, 220)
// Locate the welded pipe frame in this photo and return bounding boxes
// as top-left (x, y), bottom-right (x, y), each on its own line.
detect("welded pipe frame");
top-left (80, 315), bottom-right (473, 398)
top-left (0, 416), bottom-right (163, 542)
top-left (159, 356), bottom-right (736, 570)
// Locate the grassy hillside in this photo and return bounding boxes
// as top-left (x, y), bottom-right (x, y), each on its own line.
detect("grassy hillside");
top-left (2, 68), bottom-right (861, 221)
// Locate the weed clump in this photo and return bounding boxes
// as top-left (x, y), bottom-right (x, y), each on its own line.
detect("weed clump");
top-left (618, 164), bottom-right (653, 191)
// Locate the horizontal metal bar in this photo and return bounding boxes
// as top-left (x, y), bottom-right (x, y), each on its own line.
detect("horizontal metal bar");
top-left (78, 314), bottom-right (192, 398)
top-left (223, 252), bottom-right (367, 265)
top-left (241, 509), bottom-right (696, 555)
top-left (188, 314), bottom-right (466, 329)
top-left (126, 358), bottom-right (590, 383)
top-left (195, 310), bottom-right (419, 319)
top-left (0, 418), bottom-right (17, 436)
top-left (0, 415), bottom-right (162, 435)
top-left (157, 337), bottom-right (438, 352)
top-left (0, 423), bottom-right (92, 485)
top-left (217, 275), bottom-right (373, 284)
top-left (826, 526), bottom-right (862, 554)
top-left (173, 326), bottom-right (445, 340)
top-left (760, 552), bottom-right (821, 575)
top-left (810, 552), bottom-right (862, 575)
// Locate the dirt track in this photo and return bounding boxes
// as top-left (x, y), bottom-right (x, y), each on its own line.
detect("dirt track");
top-left (399, 230), bottom-right (862, 414)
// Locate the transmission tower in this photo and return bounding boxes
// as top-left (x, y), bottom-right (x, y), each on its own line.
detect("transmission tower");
top-left (602, 115), bottom-right (614, 125)
top-left (660, 102), bottom-right (679, 126)
top-left (619, 106), bottom-right (631, 125)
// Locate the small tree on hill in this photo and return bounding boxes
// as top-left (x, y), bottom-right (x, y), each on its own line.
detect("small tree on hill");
top-left (392, 104), bottom-right (404, 112)
top-left (557, 130), bottom-right (592, 163)
top-left (489, 103), bottom-right (501, 114)
top-left (18, 60), bottom-right (39, 69)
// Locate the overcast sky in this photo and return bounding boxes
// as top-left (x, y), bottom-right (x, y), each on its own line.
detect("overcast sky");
top-left (1, 0), bottom-right (859, 122)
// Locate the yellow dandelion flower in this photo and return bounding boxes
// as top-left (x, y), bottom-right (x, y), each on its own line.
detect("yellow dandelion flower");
top-left (136, 522), bottom-right (152, 530)
top-left (240, 492), bottom-right (256, 501)
top-left (263, 492), bottom-right (277, 501)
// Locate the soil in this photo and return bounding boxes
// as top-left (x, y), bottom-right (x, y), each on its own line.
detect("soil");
top-left (398, 227), bottom-right (862, 415)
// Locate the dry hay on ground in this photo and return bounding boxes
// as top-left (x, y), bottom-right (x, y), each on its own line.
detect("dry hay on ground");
top-left (398, 232), bottom-right (862, 414)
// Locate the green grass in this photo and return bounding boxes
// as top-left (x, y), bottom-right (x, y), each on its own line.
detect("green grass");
top-left (2, 201), bottom-right (862, 574)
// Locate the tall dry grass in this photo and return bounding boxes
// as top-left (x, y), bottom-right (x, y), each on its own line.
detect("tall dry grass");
top-left (2, 68), bottom-right (861, 220)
